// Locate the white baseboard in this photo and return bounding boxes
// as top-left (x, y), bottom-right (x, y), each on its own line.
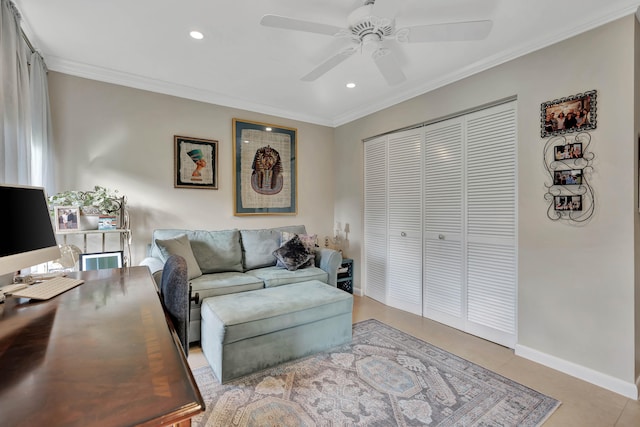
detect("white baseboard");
top-left (515, 344), bottom-right (638, 399)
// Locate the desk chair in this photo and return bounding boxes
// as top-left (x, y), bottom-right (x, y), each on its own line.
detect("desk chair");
top-left (160, 255), bottom-right (190, 356)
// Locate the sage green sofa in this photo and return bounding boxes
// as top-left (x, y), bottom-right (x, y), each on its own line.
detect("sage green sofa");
top-left (140, 225), bottom-right (342, 343)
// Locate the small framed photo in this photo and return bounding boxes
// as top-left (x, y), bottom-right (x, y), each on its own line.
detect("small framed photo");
top-left (79, 251), bottom-right (124, 271)
top-left (553, 169), bottom-right (583, 185)
top-left (54, 206), bottom-right (80, 232)
top-left (541, 90), bottom-right (596, 138)
top-left (174, 135), bottom-right (218, 189)
top-left (98, 215), bottom-right (117, 230)
top-left (554, 195), bottom-right (582, 211)
top-left (554, 143), bottom-right (583, 160)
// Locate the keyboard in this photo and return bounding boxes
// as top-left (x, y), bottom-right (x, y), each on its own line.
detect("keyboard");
top-left (0, 283), bottom-right (29, 294)
top-left (12, 276), bottom-right (85, 300)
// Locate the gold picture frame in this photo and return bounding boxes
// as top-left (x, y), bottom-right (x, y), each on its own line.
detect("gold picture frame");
top-left (232, 119), bottom-right (297, 215)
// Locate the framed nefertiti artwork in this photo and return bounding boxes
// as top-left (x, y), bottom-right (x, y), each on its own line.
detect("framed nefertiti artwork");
top-left (174, 135), bottom-right (218, 189)
top-left (232, 119), bottom-right (297, 215)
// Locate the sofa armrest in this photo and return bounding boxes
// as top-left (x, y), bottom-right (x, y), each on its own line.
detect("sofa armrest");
top-left (314, 248), bottom-right (342, 287)
top-left (139, 256), bottom-right (165, 286)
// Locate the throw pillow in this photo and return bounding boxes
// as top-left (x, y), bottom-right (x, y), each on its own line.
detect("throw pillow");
top-left (155, 234), bottom-right (203, 280)
top-left (278, 231), bottom-right (317, 268)
top-left (272, 235), bottom-right (313, 271)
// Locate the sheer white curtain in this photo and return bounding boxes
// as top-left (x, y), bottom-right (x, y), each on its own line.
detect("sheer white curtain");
top-left (29, 52), bottom-right (55, 193)
top-left (0, 0), bottom-right (54, 192)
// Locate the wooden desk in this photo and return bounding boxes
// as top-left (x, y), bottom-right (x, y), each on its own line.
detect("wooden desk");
top-left (0, 267), bottom-right (204, 427)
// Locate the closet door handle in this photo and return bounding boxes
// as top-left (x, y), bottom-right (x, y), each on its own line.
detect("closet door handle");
top-left (438, 234), bottom-right (445, 240)
top-left (401, 232), bottom-right (407, 237)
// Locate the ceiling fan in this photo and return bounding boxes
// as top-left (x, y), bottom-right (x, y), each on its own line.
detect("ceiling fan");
top-left (260, 0), bottom-right (492, 86)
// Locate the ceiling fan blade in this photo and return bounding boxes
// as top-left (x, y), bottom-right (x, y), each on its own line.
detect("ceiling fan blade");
top-left (301, 47), bottom-right (358, 81)
top-left (400, 20), bottom-right (493, 43)
top-left (372, 48), bottom-right (406, 86)
top-left (370, 0), bottom-right (402, 19)
top-left (260, 14), bottom-right (344, 37)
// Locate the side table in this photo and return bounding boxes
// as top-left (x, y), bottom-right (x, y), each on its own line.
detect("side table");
top-left (337, 258), bottom-right (353, 294)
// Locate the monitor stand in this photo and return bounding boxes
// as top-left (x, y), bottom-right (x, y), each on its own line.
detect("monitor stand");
top-left (0, 272), bottom-right (15, 287)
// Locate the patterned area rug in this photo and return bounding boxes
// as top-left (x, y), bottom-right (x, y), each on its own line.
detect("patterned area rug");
top-left (192, 319), bottom-right (560, 426)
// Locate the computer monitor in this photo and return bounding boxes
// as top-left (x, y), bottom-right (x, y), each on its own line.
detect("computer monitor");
top-left (0, 184), bottom-right (61, 286)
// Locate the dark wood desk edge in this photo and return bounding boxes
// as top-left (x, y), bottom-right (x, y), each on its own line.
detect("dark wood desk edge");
top-left (140, 401), bottom-right (203, 427)
top-left (0, 267), bottom-right (205, 427)
top-left (155, 331), bottom-right (205, 427)
top-left (140, 335), bottom-right (204, 427)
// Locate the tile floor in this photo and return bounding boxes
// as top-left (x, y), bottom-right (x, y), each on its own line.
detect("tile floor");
top-left (187, 295), bottom-right (640, 426)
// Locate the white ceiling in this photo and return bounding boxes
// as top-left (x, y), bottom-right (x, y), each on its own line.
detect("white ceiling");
top-left (13, 0), bottom-right (640, 127)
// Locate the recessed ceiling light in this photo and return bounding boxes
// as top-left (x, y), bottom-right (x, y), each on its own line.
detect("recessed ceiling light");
top-left (346, 82), bottom-right (356, 89)
top-left (265, 127), bottom-right (272, 131)
top-left (190, 31), bottom-right (204, 40)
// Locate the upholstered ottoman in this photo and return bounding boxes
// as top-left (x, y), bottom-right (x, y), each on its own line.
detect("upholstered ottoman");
top-left (200, 280), bottom-right (353, 383)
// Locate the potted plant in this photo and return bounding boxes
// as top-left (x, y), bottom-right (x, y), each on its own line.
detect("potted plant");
top-left (48, 186), bottom-right (125, 230)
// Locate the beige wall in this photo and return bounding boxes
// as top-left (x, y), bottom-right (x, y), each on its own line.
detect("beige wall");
top-left (47, 73), bottom-right (336, 264)
top-left (335, 15), bottom-right (638, 394)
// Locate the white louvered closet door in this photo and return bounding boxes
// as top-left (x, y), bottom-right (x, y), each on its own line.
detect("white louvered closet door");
top-left (423, 118), bottom-right (465, 328)
top-left (465, 101), bottom-right (517, 348)
top-left (364, 136), bottom-right (388, 304)
top-left (387, 129), bottom-right (423, 315)
top-left (365, 101), bottom-right (517, 348)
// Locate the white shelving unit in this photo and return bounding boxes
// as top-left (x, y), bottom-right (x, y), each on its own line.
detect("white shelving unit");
top-left (53, 196), bottom-right (131, 266)
top-left (56, 229), bottom-right (131, 265)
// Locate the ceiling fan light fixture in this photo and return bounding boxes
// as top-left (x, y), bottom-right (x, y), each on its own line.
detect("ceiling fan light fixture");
top-left (361, 33), bottom-right (381, 53)
top-left (371, 47), bottom-right (390, 60)
top-left (347, 4), bottom-right (375, 28)
top-left (349, 16), bottom-right (394, 41)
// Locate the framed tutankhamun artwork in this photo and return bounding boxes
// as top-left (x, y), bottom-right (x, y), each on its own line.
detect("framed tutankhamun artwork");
top-left (232, 119), bottom-right (297, 215)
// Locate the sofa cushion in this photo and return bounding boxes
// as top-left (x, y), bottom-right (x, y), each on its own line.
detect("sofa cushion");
top-left (188, 229), bottom-right (243, 273)
top-left (190, 271), bottom-right (264, 299)
top-left (240, 228), bottom-right (281, 270)
top-left (273, 224), bottom-right (307, 235)
top-left (278, 231), bottom-right (316, 269)
top-left (245, 266), bottom-right (328, 288)
top-left (151, 229), bottom-right (243, 274)
top-left (155, 234), bottom-right (202, 280)
top-left (239, 225), bottom-right (308, 271)
top-left (151, 229), bottom-right (192, 259)
top-left (272, 235), bottom-right (312, 271)
top-left (188, 272), bottom-right (266, 333)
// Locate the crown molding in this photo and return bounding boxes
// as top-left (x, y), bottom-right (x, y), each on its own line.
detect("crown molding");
top-left (43, 5), bottom-right (637, 129)
top-left (44, 56), bottom-right (335, 128)
top-left (331, 5), bottom-right (639, 127)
